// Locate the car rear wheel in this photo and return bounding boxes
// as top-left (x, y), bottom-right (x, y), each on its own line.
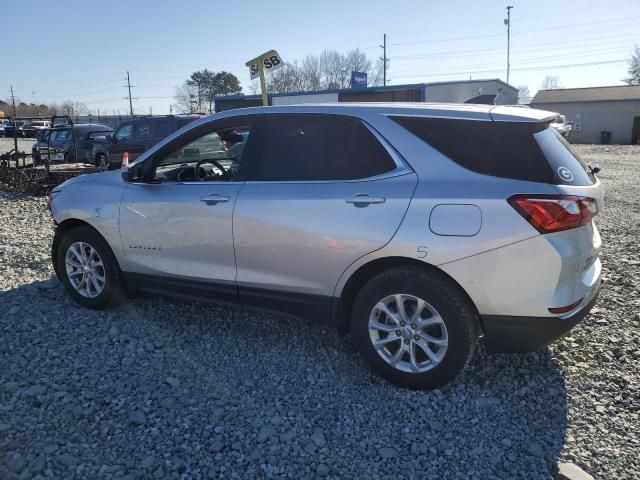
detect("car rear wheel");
top-left (351, 266), bottom-right (478, 389)
top-left (55, 225), bottom-right (125, 309)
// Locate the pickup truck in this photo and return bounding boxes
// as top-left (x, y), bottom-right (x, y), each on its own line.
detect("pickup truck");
top-left (92, 115), bottom-right (200, 170)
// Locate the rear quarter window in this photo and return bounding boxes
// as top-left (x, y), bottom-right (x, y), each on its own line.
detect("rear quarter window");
top-left (390, 116), bottom-right (594, 185)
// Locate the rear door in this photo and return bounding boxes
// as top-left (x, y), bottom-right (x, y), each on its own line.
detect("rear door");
top-left (233, 113), bottom-right (418, 319)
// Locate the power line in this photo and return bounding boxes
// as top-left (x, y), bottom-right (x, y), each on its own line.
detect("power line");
top-left (388, 15), bottom-right (640, 47)
top-left (395, 59), bottom-right (627, 79)
top-left (391, 46), bottom-right (632, 76)
top-left (392, 33), bottom-right (639, 60)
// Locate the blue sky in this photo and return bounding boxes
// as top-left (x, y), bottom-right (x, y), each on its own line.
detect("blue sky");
top-left (3, 0), bottom-right (639, 115)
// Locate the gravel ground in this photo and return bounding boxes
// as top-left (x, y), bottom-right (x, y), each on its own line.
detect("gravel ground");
top-left (0, 144), bottom-right (638, 479)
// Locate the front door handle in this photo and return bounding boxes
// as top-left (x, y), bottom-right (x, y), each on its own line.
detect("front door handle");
top-left (200, 193), bottom-right (230, 205)
top-left (345, 193), bottom-right (386, 206)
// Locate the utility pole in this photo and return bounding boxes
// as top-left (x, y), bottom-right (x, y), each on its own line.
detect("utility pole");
top-left (169, 104), bottom-right (173, 115)
top-left (505, 6), bottom-right (513, 85)
top-left (10, 85), bottom-right (17, 116)
top-left (126, 71), bottom-right (134, 116)
top-left (380, 33), bottom-right (388, 86)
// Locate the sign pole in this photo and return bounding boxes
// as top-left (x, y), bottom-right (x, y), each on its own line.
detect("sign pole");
top-left (259, 67), bottom-right (268, 107)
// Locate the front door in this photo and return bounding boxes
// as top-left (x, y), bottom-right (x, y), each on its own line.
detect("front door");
top-left (110, 121), bottom-right (133, 164)
top-left (234, 113), bottom-right (418, 319)
top-left (119, 117), bottom-right (257, 303)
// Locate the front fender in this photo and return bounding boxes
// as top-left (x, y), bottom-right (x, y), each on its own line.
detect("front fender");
top-left (50, 173), bottom-right (128, 271)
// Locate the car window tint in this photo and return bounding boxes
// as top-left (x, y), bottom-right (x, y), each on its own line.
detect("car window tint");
top-left (249, 114), bottom-right (396, 181)
top-left (152, 118), bottom-right (169, 137)
top-left (115, 123), bottom-right (133, 141)
top-left (154, 126), bottom-right (251, 182)
top-left (52, 129), bottom-right (71, 142)
top-left (176, 117), bottom-right (198, 129)
top-left (134, 122), bottom-right (152, 139)
top-left (391, 116), bottom-right (594, 185)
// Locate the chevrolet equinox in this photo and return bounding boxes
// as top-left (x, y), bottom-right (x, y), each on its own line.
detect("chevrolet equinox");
top-left (49, 104), bottom-right (602, 389)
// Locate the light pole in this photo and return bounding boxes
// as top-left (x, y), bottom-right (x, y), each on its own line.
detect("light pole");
top-left (504, 6), bottom-right (513, 85)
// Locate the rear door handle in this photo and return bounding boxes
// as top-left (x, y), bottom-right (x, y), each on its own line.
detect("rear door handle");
top-left (200, 193), bottom-right (230, 205)
top-left (345, 193), bottom-right (386, 206)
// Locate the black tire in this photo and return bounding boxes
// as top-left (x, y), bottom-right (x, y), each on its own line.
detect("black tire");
top-left (351, 266), bottom-right (478, 390)
top-left (55, 225), bottom-right (126, 309)
top-left (95, 154), bottom-right (108, 172)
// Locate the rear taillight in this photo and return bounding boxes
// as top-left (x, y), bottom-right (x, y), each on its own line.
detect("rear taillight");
top-left (508, 194), bottom-right (598, 234)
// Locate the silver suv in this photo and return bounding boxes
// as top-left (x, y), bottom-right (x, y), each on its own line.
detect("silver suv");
top-left (49, 104), bottom-right (602, 389)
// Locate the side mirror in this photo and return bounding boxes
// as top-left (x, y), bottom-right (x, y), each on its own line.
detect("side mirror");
top-left (122, 161), bottom-right (152, 182)
top-left (122, 163), bottom-right (140, 182)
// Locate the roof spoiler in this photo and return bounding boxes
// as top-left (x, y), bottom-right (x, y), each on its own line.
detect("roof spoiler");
top-left (489, 105), bottom-right (559, 123)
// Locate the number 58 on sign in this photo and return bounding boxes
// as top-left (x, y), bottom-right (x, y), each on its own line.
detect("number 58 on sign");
top-left (246, 50), bottom-right (284, 80)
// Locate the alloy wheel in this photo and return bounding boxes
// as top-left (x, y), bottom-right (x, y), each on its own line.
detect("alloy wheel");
top-left (368, 294), bottom-right (448, 373)
top-left (65, 241), bottom-right (105, 298)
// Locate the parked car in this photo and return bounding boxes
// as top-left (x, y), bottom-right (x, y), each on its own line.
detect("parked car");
top-left (49, 104), bottom-right (602, 389)
top-left (4, 120), bottom-right (26, 137)
top-left (21, 120), bottom-right (51, 138)
top-left (550, 114), bottom-right (573, 138)
top-left (93, 115), bottom-right (200, 170)
top-left (0, 119), bottom-right (10, 137)
top-left (32, 123), bottom-right (113, 165)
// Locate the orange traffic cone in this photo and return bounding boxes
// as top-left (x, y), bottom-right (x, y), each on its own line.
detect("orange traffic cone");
top-left (121, 151), bottom-right (129, 168)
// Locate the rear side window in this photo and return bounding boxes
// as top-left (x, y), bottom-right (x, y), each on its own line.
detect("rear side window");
top-left (152, 118), bottom-right (169, 137)
top-left (249, 114), bottom-right (396, 181)
top-left (176, 117), bottom-right (197, 129)
top-left (390, 116), bottom-right (594, 185)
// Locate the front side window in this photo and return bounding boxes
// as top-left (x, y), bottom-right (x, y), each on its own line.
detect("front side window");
top-left (248, 114), bottom-right (396, 182)
top-left (51, 128), bottom-right (71, 142)
top-left (114, 123), bottom-right (133, 141)
top-left (153, 125), bottom-right (251, 182)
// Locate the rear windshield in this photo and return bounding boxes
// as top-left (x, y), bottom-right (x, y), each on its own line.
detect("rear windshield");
top-left (390, 116), bottom-right (594, 185)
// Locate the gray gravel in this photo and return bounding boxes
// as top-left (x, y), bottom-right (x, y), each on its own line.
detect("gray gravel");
top-left (1, 145), bottom-right (639, 479)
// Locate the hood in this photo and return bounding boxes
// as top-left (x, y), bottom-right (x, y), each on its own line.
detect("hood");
top-left (56, 168), bottom-right (123, 189)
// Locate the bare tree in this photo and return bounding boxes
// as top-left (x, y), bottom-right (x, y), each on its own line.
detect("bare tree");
top-left (266, 48), bottom-right (379, 94)
top-left (517, 85), bottom-right (531, 104)
top-left (174, 83), bottom-right (198, 114)
top-left (541, 76), bottom-right (561, 90)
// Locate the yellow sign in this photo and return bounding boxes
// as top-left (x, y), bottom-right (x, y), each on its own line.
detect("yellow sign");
top-left (245, 50), bottom-right (285, 106)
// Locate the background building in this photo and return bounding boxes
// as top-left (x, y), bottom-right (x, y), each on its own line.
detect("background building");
top-left (531, 85), bottom-right (640, 144)
top-left (214, 79), bottom-right (518, 113)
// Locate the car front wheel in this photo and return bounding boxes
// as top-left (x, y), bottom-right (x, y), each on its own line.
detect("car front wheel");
top-left (351, 266), bottom-right (478, 389)
top-left (55, 226), bottom-right (125, 309)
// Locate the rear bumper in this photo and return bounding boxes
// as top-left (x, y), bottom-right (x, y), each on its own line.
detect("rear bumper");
top-left (482, 283), bottom-right (600, 353)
